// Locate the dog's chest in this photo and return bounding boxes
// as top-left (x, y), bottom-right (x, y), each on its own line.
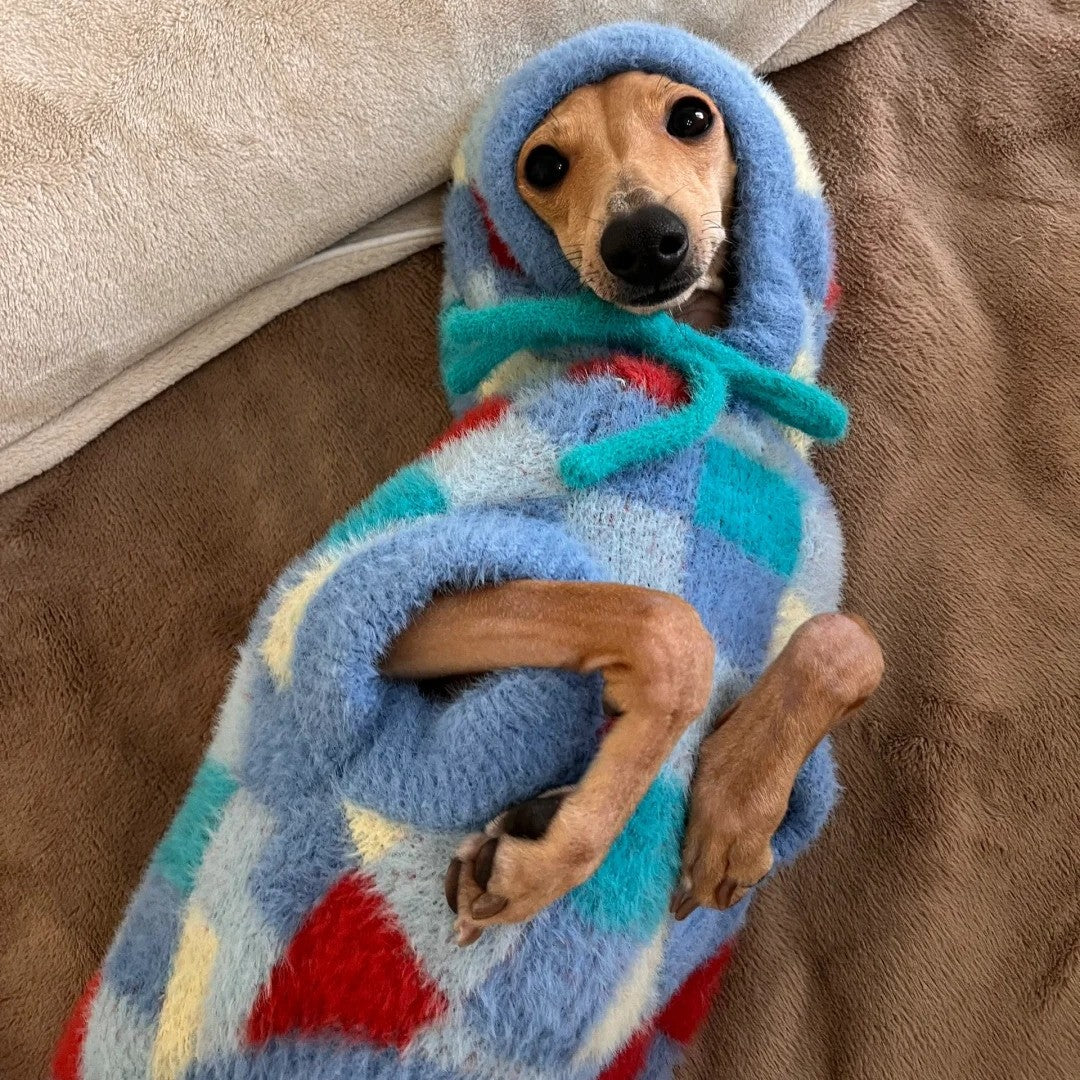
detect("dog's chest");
top-left (430, 359), bottom-right (839, 678)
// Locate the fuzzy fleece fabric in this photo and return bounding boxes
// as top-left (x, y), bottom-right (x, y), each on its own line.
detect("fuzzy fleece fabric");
top-left (47, 23), bottom-right (852, 1080)
top-left (3, 2), bottom-right (1078, 1079)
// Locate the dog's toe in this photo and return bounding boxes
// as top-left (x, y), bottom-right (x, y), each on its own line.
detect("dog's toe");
top-left (670, 882), bottom-right (699, 921)
top-left (446, 785), bottom-right (605, 931)
top-left (678, 825), bottom-right (773, 913)
top-left (713, 876), bottom-right (752, 910)
top-left (500, 790), bottom-right (568, 841)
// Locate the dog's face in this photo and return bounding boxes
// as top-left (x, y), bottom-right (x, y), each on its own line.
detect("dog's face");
top-left (516, 71), bottom-right (737, 313)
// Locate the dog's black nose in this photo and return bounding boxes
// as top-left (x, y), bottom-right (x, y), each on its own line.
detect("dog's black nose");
top-left (600, 205), bottom-right (689, 288)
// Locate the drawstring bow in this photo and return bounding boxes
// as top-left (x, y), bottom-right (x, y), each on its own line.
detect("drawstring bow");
top-left (440, 292), bottom-right (847, 489)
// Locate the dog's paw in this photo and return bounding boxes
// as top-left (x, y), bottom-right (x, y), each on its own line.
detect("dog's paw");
top-left (670, 719), bottom-right (789, 920)
top-left (444, 787), bottom-right (599, 945)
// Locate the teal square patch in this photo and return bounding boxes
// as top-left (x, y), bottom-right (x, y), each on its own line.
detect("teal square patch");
top-left (323, 463), bottom-right (448, 551)
top-left (152, 759), bottom-right (238, 895)
top-left (694, 438), bottom-right (802, 578)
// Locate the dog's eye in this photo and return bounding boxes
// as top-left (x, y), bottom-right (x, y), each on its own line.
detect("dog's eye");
top-left (523, 145), bottom-right (569, 190)
top-left (666, 97), bottom-right (713, 139)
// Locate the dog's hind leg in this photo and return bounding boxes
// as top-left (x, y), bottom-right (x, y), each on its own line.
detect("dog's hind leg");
top-left (382, 579), bottom-right (716, 940)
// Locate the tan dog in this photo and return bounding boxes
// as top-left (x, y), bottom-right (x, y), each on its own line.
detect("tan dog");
top-left (383, 74), bottom-right (883, 944)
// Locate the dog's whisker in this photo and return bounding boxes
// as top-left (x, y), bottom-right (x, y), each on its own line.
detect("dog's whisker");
top-left (663, 184), bottom-right (689, 207)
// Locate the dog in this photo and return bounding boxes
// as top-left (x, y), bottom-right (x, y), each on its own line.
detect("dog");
top-left (57, 25), bottom-right (884, 1080)
top-left (387, 71), bottom-right (881, 945)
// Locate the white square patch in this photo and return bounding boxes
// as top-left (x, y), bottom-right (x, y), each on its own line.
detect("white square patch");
top-left (564, 490), bottom-right (689, 594)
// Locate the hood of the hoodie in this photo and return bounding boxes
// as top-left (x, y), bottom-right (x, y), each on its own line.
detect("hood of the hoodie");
top-left (442, 21), bottom-right (836, 390)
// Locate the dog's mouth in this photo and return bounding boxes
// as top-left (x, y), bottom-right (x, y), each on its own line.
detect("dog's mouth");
top-left (573, 213), bottom-right (729, 316)
top-left (617, 273), bottom-right (701, 310)
top-left (579, 226), bottom-right (727, 315)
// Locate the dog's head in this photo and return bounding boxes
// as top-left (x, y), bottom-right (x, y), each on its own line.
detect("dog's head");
top-left (515, 71), bottom-right (737, 313)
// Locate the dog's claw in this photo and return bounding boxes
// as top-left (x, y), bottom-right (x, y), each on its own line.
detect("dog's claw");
top-left (444, 858), bottom-right (462, 914)
top-left (714, 878), bottom-right (738, 909)
top-left (455, 922), bottom-right (483, 948)
top-left (671, 886), bottom-right (700, 921)
top-left (715, 880), bottom-right (751, 909)
top-left (474, 837), bottom-right (499, 891)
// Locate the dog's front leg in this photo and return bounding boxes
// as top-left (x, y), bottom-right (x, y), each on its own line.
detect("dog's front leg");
top-left (673, 613), bottom-right (884, 918)
top-left (382, 580), bottom-right (715, 943)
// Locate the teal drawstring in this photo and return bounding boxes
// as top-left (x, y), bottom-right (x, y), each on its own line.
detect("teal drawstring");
top-left (440, 292), bottom-right (847, 489)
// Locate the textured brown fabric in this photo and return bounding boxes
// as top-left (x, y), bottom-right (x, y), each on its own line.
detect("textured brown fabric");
top-left (682, 0), bottom-right (1080, 1076)
top-left (2, 1), bottom-right (1078, 1078)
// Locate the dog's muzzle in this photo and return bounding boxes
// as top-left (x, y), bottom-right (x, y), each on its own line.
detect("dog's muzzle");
top-left (600, 204), bottom-right (690, 294)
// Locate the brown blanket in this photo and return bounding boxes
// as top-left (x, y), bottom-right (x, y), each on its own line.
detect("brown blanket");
top-left (2, 1), bottom-right (1078, 1076)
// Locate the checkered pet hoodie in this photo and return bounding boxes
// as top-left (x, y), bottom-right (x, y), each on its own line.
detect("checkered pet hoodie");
top-left (56, 23), bottom-right (848, 1080)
